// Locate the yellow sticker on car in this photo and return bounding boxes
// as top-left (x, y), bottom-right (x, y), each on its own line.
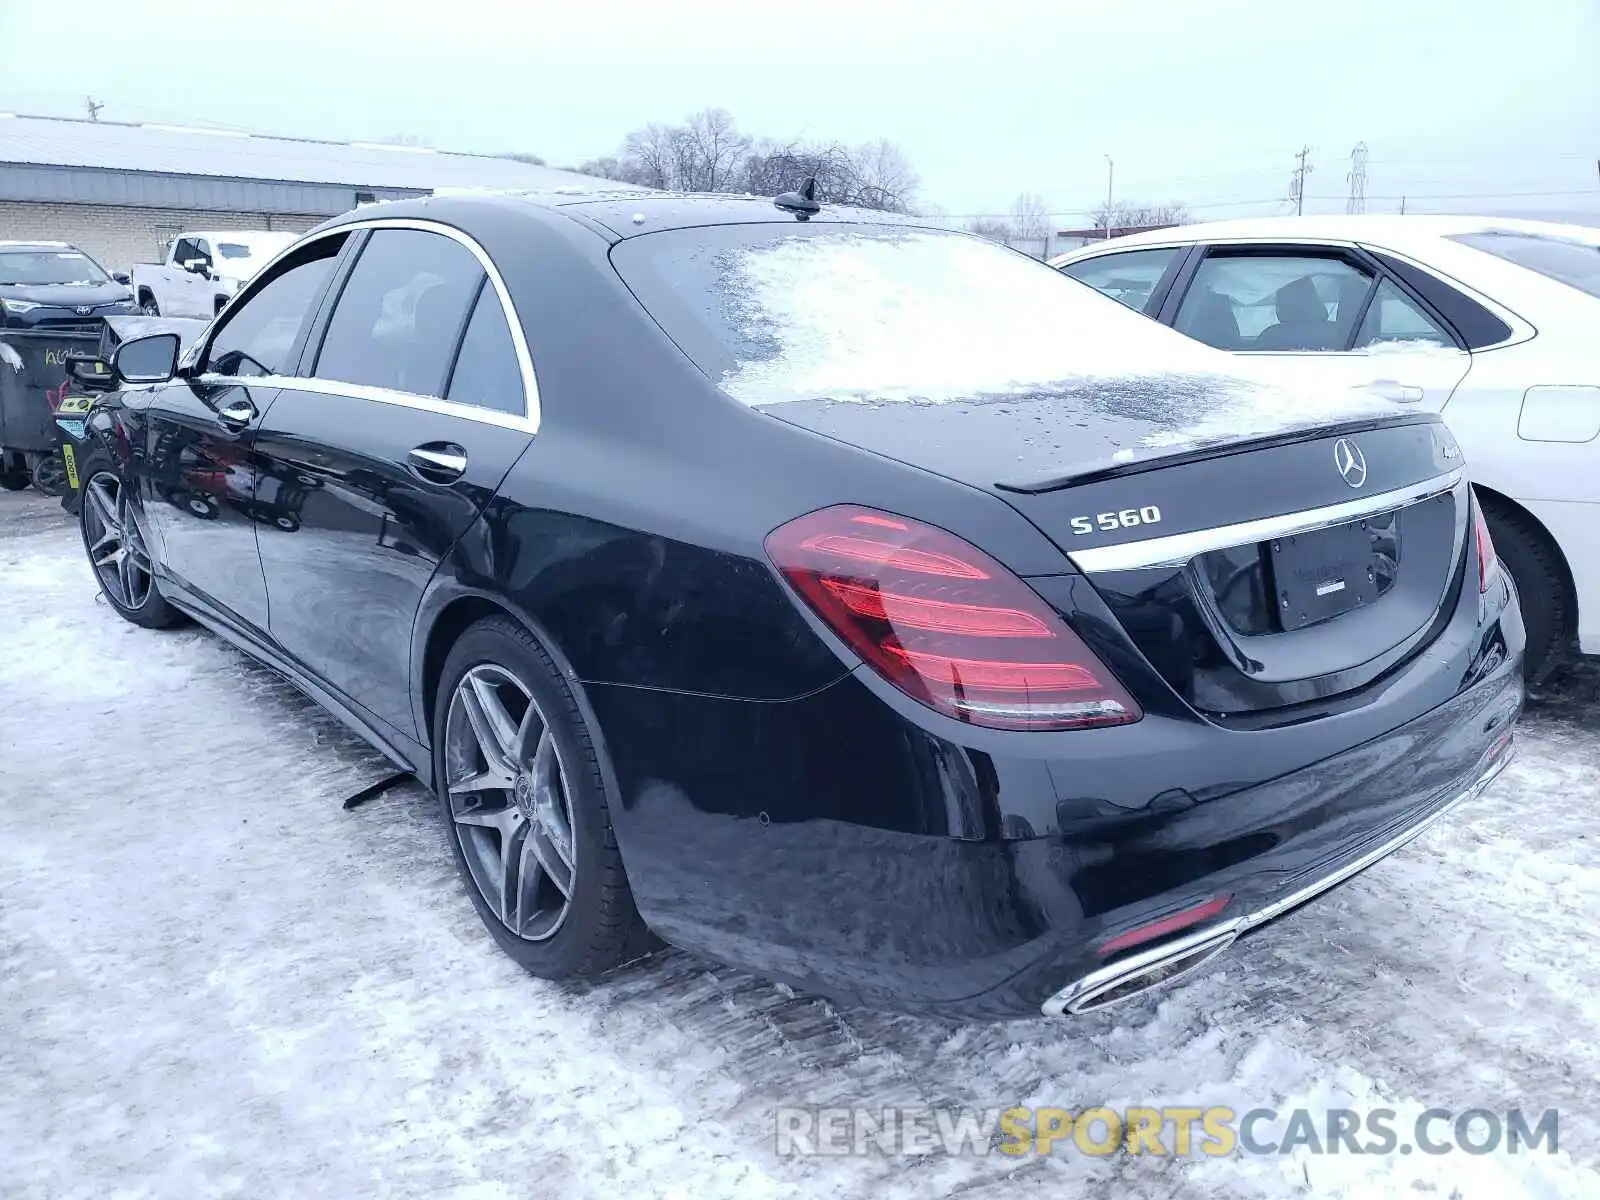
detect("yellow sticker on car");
top-left (55, 394), bottom-right (94, 414)
top-left (62, 444), bottom-right (79, 491)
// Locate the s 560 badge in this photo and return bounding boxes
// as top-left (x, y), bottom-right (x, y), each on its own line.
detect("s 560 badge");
top-left (1070, 506), bottom-right (1163, 536)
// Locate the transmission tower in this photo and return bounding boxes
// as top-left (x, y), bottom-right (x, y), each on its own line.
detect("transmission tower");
top-left (1289, 146), bottom-right (1313, 216)
top-left (1346, 142), bottom-right (1368, 214)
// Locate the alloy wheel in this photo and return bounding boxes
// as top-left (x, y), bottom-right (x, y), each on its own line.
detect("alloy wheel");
top-left (444, 664), bottom-right (577, 941)
top-left (84, 472), bottom-right (154, 611)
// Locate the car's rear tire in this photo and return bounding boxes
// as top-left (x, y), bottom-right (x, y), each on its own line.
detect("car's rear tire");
top-left (1481, 495), bottom-right (1573, 684)
top-left (138, 293), bottom-right (159, 316)
top-left (77, 458), bottom-right (185, 630)
top-left (433, 615), bottom-right (654, 980)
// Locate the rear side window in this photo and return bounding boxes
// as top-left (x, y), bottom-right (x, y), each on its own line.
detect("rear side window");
top-left (1174, 254), bottom-right (1374, 351)
top-left (1352, 279), bottom-right (1453, 348)
top-left (205, 234), bottom-right (344, 378)
top-left (1059, 248), bottom-right (1181, 313)
top-left (445, 284), bottom-right (525, 415)
top-left (609, 225), bottom-right (1222, 408)
top-left (1451, 231), bottom-right (1600, 300)
top-left (317, 229), bottom-right (484, 397)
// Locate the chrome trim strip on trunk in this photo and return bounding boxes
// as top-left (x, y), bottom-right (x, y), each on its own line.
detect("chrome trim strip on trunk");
top-left (1041, 744), bottom-right (1512, 1017)
top-left (1068, 468), bottom-right (1464, 573)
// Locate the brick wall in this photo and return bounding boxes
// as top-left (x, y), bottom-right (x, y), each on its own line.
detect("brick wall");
top-left (0, 201), bottom-right (327, 274)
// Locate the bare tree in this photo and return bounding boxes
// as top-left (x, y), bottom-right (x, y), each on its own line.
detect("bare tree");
top-left (499, 151), bottom-right (547, 166)
top-left (578, 111), bottom-right (919, 211)
top-left (681, 108), bottom-right (752, 193)
top-left (965, 217), bottom-right (1016, 245)
top-left (1087, 199), bottom-right (1190, 231)
top-left (846, 140), bottom-right (919, 213)
top-left (1009, 193), bottom-right (1051, 242)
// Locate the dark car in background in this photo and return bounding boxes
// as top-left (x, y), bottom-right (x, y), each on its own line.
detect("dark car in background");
top-left (66, 194), bottom-right (1522, 1018)
top-left (0, 241), bottom-right (138, 331)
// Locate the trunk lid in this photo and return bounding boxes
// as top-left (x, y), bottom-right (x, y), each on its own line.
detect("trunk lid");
top-left (765, 391), bottom-right (1468, 718)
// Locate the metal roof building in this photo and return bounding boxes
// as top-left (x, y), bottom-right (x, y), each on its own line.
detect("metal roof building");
top-left (0, 113), bottom-right (612, 271)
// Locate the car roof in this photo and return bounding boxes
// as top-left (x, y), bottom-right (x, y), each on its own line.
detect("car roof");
top-left (322, 190), bottom-right (931, 244)
top-left (184, 230), bottom-right (291, 242)
top-left (0, 240), bottom-right (81, 252)
top-left (1053, 214), bottom-right (1600, 259)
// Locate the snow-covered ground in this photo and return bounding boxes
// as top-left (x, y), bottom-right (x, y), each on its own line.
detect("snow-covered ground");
top-left (2, 488), bottom-right (1598, 1200)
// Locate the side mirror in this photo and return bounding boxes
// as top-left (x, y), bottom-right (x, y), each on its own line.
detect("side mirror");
top-left (111, 271), bottom-right (132, 285)
top-left (65, 352), bottom-right (117, 392)
top-left (112, 333), bottom-right (181, 385)
top-left (181, 259), bottom-right (211, 278)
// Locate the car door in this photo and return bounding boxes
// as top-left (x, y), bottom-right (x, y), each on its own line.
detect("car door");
top-left (166, 237), bottom-right (205, 318)
top-left (252, 224), bottom-right (535, 741)
top-left (1162, 245), bottom-right (1471, 411)
top-left (131, 232), bottom-right (349, 634)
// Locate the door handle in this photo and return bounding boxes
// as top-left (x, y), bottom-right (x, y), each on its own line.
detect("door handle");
top-left (1364, 379), bottom-right (1426, 403)
top-left (408, 443), bottom-right (468, 482)
top-left (217, 398), bottom-right (257, 427)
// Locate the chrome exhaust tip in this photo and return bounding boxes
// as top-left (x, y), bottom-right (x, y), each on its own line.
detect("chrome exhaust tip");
top-left (1042, 928), bottom-right (1238, 1017)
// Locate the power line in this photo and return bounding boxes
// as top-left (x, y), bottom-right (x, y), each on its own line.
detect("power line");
top-left (1289, 146), bottom-right (1313, 216)
top-left (1347, 142), bottom-right (1368, 214)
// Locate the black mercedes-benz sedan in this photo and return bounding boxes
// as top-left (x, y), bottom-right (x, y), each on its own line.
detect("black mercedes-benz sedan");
top-left (67, 192), bottom-right (1523, 1018)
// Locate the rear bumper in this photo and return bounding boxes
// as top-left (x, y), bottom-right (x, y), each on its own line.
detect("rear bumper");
top-left (592, 625), bottom-right (1522, 1018)
top-left (1042, 746), bottom-right (1512, 1016)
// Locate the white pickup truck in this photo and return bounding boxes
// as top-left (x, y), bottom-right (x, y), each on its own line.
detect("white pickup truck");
top-left (131, 230), bottom-right (299, 320)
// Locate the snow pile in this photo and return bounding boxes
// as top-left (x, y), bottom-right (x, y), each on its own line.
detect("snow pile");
top-left (0, 341), bottom-right (21, 372)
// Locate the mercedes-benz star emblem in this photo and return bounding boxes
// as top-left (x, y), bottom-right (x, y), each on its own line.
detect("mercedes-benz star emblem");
top-left (1333, 438), bottom-right (1368, 489)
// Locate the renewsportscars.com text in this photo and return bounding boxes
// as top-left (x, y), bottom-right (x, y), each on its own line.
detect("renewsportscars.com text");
top-left (774, 1106), bottom-right (1560, 1158)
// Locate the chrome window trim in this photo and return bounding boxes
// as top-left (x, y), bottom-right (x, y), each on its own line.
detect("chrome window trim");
top-left (1068, 468), bottom-right (1464, 573)
top-left (196, 373), bottom-right (537, 434)
top-left (196, 216), bottom-right (541, 431)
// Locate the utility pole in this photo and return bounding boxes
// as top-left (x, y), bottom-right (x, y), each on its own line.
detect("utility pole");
top-left (1103, 154), bottom-right (1114, 239)
top-left (1346, 142), bottom-right (1368, 214)
top-left (85, 96), bottom-right (105, 122)
top-left (1289, 146), bottom-right (1313, 216)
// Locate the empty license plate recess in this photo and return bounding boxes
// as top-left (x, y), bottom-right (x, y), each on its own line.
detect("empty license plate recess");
top-left (1271, 521), bottom-right (1380, 631)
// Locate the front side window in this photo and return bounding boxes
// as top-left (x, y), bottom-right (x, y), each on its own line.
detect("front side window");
top-left (1060, 247), bottom-right (1181, 313)
top-left (1351, 279), bottom-right (1453, 348)
top-left (204, 235), bottom-right (344, 378)
top-left (1452, 231), bottom-right (1600, 300)
top-left (445, 284), bottom-right (524, 415)
top-left (316, 229), bottom-right (484, 397)
top-left (1174, 253), bottom-right (1374, 351)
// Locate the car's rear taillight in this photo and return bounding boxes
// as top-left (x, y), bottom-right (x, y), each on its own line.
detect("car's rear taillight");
top-left (1473, 501), bottom-right (1499, 594)
top-left (765, 505), bottom-right (1141, 731)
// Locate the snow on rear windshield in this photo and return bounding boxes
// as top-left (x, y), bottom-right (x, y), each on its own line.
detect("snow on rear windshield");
top-left (613, 224), bottom-right (1399, 448)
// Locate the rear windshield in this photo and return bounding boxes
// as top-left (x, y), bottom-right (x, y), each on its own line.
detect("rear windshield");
top-left (610, 224), bottom-right (1223, 408)
top-left (1450, 231), bottom-right (1600, 300)
top-left (0, 249), bottom-right (110, 286)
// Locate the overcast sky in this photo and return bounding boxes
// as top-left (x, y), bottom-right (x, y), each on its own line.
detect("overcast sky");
top-left (1, 0), bottom-right (1595, 222)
